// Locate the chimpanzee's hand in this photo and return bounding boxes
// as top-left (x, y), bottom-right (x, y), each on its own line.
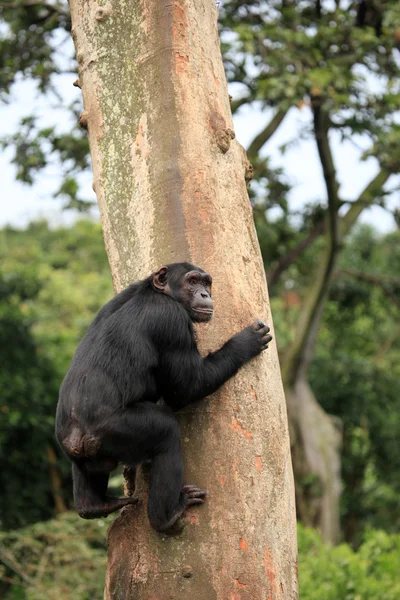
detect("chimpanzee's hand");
top-left (234, 320), bottom-right (272, 360)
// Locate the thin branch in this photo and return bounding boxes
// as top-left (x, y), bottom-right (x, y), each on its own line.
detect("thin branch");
top-left (267, 168), bottom-right (391, 289)
top-left (267, 219), bottom-right (325, 287)
top-left (247, 109), bottom-right (287, 157)
top-left (313, 100), bottom-right (339, 250)
top-left (230, 96), bottom-right (251, 114)
top-left (0, 545), bottom-right (34, 587)
top-left (340, 169), bottom-right (391, 237)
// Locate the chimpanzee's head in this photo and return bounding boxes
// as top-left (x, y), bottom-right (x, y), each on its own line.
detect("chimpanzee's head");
top-left (152, 262), bottom-right (213, 322)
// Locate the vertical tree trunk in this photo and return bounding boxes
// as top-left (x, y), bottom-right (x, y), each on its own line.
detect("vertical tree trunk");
top-left (47, 445), bottom-right (68, 514)
top-left (69, 1), bottom-right (298, 598)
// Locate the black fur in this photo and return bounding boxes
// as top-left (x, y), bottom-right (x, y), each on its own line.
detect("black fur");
top-left (55, 262), bottom-right (272, 532)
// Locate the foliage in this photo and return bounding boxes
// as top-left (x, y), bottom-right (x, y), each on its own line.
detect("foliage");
top-left (1, 516), bottom-right (399, 600)
top-left (222, 1), bottom-right (400, 134)
top-left (270, 225), bottom-right (400, 541)
top-left (0, 269), bottom-right (59, 528)
top-left (221, 0), bottom-right (400, 252)
top-left (298, 524), bottom-right (400, 600)
top-left (311, 226), bottom-right (400, 540)
top-left (0, 1), bottom-right (70, 97)
top-left (0, 220), bottom-right (112, 529)
top-left (0, 114), bottom-right (91, 211)
top-left (0, 512), bottom-right (112, 600)
top-left (0, 1), bottom-right (90, 209)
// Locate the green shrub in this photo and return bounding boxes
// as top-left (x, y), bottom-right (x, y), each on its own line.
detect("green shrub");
top-left (2, 517), bottom-right (400, 599)
top-left (298, 524), bottom-right (400, 599)
top-left (0, 513), bottom-right (112, 600)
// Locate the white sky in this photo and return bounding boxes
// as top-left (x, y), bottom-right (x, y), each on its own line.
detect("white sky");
top-left (0, 70), bottom-right (398, 233)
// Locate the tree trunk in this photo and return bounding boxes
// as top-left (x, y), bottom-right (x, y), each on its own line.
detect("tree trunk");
top-left (47, 445), bottom-right (68, 514)
top-left (69, 1), bottom-right (298, 598)
top-left (281, 163), bottom-right (389, 544)
top-left (281, 103), bottom-right (342, 544)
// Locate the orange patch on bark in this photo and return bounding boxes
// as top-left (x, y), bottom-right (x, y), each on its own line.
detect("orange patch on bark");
top-left (239, 538), bottom-right (248, 551)
top-left (234, 579), bottom-right (247, 589)
top-left (173, 4), bottom-right (187, 32)
top-left (220, 476), bottom-right (225, 485)
top-left (264, 549), bottom-right (276, 593)
top-left (255, 456), bottom-right (263, 472)
top-left (249, 385), bottom-right (258, 401)
top-left (210, 61), bottom-right (220, 86)
top-left (230, 417), bottom-right (253, 440)
top-left (188, 513), bottom-right (200, 525)
top-left (175, 52), bottom-right (189, 74)
top-left (199, 206), bottom-right (209, 224)
top-left (175, 52), bottom-right (189, 63)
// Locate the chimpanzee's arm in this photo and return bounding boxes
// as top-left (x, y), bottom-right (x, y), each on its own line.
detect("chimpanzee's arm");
top-left (161, 321), bottom-right (272, 409)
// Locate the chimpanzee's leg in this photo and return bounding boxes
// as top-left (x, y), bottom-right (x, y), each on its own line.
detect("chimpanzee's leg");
top-left (72, 462), bottom-right (138, 519)
top-left (99, 402), bottom-right (206, 532)
top-left (147, 444), bottom-right (206, 532)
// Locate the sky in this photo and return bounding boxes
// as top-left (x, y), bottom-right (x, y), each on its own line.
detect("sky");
top-left (0, 56), bottom-right (398, 233)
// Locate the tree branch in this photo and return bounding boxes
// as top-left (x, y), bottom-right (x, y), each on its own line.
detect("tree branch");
top-left (247, 109), bottom-right (287, 157)
top-left (0, 544), bottom-right (34, 587)
top-left (267, 166), bottom-right (391, 288)
top-left (313, 100), bottom-right (339, 250)
top-left (283, 102), bottom-right (340, 386)
top-left (230, 95), bottom-right (251, 114)
top-left (340, 169), bottom-right (391, 237)
top-left (267, 219), bottom-right (325, 287)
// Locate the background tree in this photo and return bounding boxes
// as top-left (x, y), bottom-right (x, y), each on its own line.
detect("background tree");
top-left (220, 0), bottom-right (400, 542)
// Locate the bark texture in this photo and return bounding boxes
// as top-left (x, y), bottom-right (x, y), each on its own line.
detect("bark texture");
top-left (69, 1), bottom-right (298, 598)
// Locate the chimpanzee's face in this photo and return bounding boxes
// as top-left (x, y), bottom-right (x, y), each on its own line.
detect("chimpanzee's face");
top-left (152, 264), bottom-right (214, 323)
top-left (179, 270), bottom-right (213, 322)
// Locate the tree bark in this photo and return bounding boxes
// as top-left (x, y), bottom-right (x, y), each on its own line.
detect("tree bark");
top-left (69, 0), bottom-right (298, 598)
top-left (47, 445), bottom-right (68, 514)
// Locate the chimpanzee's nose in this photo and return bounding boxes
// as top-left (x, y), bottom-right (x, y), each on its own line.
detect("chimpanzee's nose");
top-left (201, 292), bottom-right (209, 298)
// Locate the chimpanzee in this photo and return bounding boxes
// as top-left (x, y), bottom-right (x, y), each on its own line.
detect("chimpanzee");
top-left (55, 262), bottom-right (272, 532)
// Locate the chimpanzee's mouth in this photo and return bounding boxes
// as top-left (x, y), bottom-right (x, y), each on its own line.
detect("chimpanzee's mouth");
top-left (193, 308), bottom-right (214, 321)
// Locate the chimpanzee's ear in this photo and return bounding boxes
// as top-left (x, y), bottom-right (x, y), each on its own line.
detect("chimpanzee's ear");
top-left (153, 266), bottom-right (169, 290)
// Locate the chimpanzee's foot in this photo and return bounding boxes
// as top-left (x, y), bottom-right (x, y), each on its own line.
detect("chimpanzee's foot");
top-left (155, 484), bottom-right (206, 534)
top-left (181, 484), bottom-right (207, 507)
top-left (77, 495), bottom-right (138, 519)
